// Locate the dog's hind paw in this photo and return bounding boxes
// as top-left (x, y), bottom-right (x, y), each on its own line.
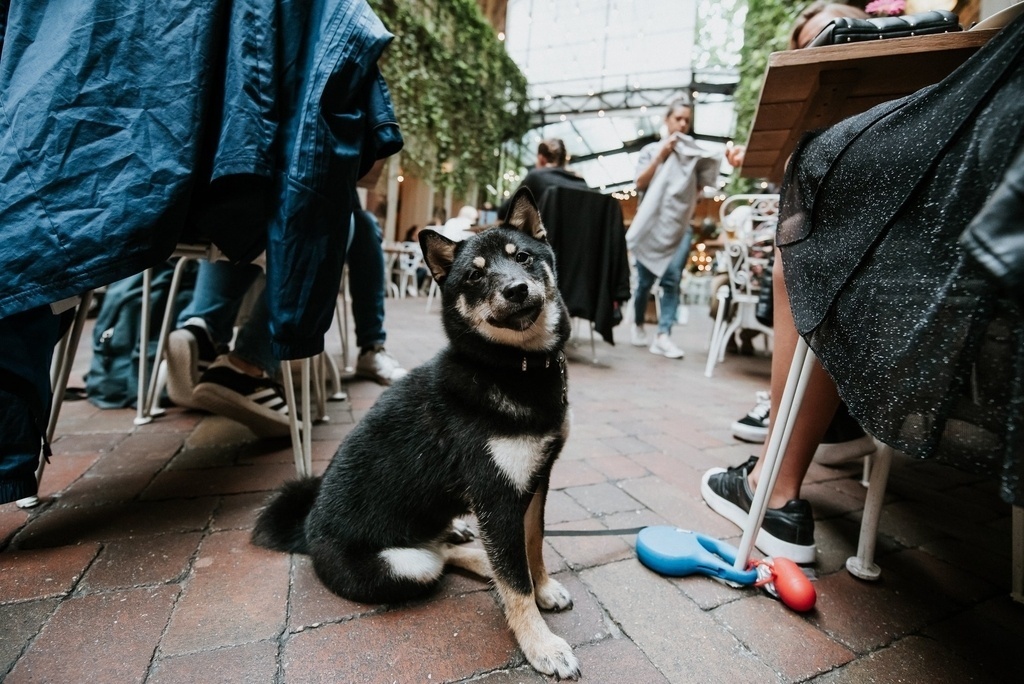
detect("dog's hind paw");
top-left (536, 578), bottom-right (573, 611)
top-left (446, 518), bottom-right (476, 544)
top-left (524, 634), bottom-right (580, 680)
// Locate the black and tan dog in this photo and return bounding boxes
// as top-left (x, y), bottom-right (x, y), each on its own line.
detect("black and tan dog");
top-left (252, 187), bottom-right (579, 679)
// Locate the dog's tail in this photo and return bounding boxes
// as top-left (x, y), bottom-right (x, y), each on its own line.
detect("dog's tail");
top-left (251, 477), bottom-right (321, 554)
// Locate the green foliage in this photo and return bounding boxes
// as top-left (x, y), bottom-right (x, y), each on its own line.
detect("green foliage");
top-left (369, 0), bottom-right (530, 194)
top-left (727, 0), bottom-right (805, 193)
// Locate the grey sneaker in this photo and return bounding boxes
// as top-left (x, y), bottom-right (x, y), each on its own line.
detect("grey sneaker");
top-left (355, 346), bottom-right (408, 385)
top-left (166, 321), bottom-right (218, 409)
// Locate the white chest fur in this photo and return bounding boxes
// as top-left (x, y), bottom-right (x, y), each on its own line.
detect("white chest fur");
top-left (487, 434), bottom-right (556, 492)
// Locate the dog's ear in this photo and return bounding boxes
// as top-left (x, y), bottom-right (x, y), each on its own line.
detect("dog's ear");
top-left (419, 229), bottom-right (458, 283)
top-left (505, 186), bottom-right (547, 242)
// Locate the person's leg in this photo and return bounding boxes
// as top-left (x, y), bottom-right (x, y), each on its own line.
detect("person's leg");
top-left (0, 306), bottom-right (62, 503)
top-left (168, 260), bottom-right (262, 408)
top-left (176, 261), bottom-right (262, 345)
top-left (655, 230), bottom-right (691, 335)
top-left (633, 261), bottom-right (656, 327)
top-left (347, 210), bottom-right (407, 385)
top-left (230, 278), bottom-right (277, 378)
top-left (347, 210), bottom-right (386, 350)
top-left (701, 256), bottom-right (839, 561)
top-left (748, 255), bottom-right (840, 508)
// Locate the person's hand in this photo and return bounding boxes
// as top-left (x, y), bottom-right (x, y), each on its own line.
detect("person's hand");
top-left (725, 143), bottom-right (746, 168)
top-left (658, 133), bottom-right (680, 163)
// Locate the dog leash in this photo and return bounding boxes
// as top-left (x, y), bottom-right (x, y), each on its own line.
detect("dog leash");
top-left (545, 526), bottom-right (646, 537)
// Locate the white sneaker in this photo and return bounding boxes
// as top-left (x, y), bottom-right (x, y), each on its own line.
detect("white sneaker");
top-left (630, 324), bottom-right (648, 347)
top-left (649, 333), bottom-right (684, 359)
top-left (356, 346), bottom-right (409, 385)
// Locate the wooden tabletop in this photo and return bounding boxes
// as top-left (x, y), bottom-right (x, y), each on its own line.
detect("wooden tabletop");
top-left (741, 28), bottom-right (999, 182)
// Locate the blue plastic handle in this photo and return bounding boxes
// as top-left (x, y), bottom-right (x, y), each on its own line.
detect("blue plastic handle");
top-left (636, 525), bottom-right (758, 585)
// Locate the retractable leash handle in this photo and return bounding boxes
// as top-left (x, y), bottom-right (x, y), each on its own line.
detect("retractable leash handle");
top-left (636, 526), bottom-right (758, 586)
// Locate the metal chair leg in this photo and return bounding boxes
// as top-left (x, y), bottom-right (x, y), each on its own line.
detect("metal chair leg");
top-left (733, 336), bottom-right (814, 570)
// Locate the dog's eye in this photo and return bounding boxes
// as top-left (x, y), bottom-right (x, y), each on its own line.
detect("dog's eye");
top-left (515, 251), bottom-right (533, 265)
top-left (467, 269), bottom-right (484, 282)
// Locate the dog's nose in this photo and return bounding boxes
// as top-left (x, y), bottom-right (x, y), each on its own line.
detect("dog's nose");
top-left (503, 281), bottom-right (529, 304)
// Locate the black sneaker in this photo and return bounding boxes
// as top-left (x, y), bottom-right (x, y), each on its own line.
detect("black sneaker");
top-left (191, 357), bottom-right (290, 438)
top-left (731, 391), bottom-right (770, 443)
top-left (166, 321), bottom-right (219, 409)
top-left (700, 456), bottom-right (816, 563)
top-left (813, 401), bottom-right (876, 465)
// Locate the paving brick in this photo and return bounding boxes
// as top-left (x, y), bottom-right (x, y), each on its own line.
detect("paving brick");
top-left (536, 572), bottom-right (614, 648)
top-left (549, 456), bottom-right (607, 488)
top-left (288, 555), bottom-right (380, 630)
top-left (0, 503), bottom-right (30, 546)
top-left (580, 559), bottom-right (782, 683)
top-left (543, 489), bottom-right (592, 525)
top-left (141, 462), bottom-right (298, 500)
top-left (546, 520), bottom-right (635, 571)
top-left (15, 497), bottom-right (217, 549)
top-left (283, 590), bottom-right (516, 683)
top-left (806, 568), bottom-right (949, 653)
top-left (564, 481), bottom-right (645, 516)
top-left (922, 597), bottom-right (1024, 681)
top-left (0, 598), bottom-right (59, 674)
top-left (715, 594), bottom-right (854, 680)
top-left (211, 492), bottom-right (274, 531)
top-left (162, 529), bottom-right (290, 655)
top-left (811, 635), bottom-right (978, 684)
top-left (49, 431), bottom-right (126, 455)
top-left (6, 585), bottom-right (179, 683)
top-left (574, 636), bottom-right (671, 683)
top-left (0, 544), bottom-right (100, 601)
top-left (35, 451), bottom-right (100, 499)
top-left (184, 414), bottom-right (265, 448)
top-left (79, 532), bottom-right (202, 591)
top-left (618, 476), bottom-right (741, 541)
top-left (149, 640), bottom-right (280, 684)
top-left (53, 470), bottom-right (159, 507)
top-left (584, 454), bottom-right (650, 481)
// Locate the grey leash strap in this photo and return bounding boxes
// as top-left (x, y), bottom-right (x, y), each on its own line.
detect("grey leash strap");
top-left (544, 526), bottom-right (646, 537)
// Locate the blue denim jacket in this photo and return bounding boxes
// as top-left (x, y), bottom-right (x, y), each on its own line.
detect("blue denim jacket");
top-left (0, 0), bottom-right (402, 363)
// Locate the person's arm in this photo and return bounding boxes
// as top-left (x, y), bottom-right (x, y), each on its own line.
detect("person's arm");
top-left (635, 134), bottom-right (678, 192)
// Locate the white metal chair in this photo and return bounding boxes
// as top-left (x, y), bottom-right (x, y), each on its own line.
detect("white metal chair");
top-left (732, 336), bottom-right (1023, 602)
top-left (705, 194), bottom-right (778, 378)
top-left (390, 242), bottom-right (422, 299)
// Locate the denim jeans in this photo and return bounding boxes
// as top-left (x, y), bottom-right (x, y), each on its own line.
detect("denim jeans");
top-left (177, 208), bottom-right (388, 370)
top-left (633, 228), bottom-right (693, 335)
top-left (0, 305), bottom-right (62, 502)
top-left (176, 261), bottom-right (276, 374)
top-left (347, 210), bottom-right (386, 351)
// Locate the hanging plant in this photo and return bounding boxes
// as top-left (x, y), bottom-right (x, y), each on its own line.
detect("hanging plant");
top-left (369, 0), bottom-right (530, 195)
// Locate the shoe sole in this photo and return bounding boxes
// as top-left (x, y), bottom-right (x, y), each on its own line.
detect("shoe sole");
top-left (649, 347), bottom-right (684, 359)
top-left (192, 382), bottom-right (291, 438)
top-left (355, 368), bottom-right (394, 386)
top-left (731, 422), bottom-right (768, 444)
top-left (813, 434), bottom-right (876, 466)
top-left (166, 331), bottom-right (199, 409)
top-left (699, 468), bottom-right (817, 564)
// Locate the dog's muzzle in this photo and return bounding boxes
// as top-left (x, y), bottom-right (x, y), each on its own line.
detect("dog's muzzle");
top-left (487, 281), bottom-right (543, 331)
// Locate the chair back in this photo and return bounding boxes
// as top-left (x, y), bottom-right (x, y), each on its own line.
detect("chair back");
top-left (719, 194), bottom-right (779, 299)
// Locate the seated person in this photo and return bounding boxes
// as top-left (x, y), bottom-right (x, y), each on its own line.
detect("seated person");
top-left (497, 138), bottom-right (588, 220)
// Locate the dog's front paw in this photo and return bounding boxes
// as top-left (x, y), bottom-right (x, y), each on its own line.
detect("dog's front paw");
top-left (536, 578), bottom-right (573, 611)
top-left (447, 518), bottom-right (475, 544)
top-left (523, 634), bottom-right (580, 680)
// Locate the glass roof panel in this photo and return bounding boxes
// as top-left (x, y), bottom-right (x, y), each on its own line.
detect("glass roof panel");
top-left (503, 0), bottom-right (740, 193)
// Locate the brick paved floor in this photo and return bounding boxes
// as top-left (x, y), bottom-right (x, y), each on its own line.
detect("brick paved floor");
top-left (2, 294), bottom-right (1021, 683)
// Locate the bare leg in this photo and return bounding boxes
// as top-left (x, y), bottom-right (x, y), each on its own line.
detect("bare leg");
top-left (749, 256), bottom-right (840, 508)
